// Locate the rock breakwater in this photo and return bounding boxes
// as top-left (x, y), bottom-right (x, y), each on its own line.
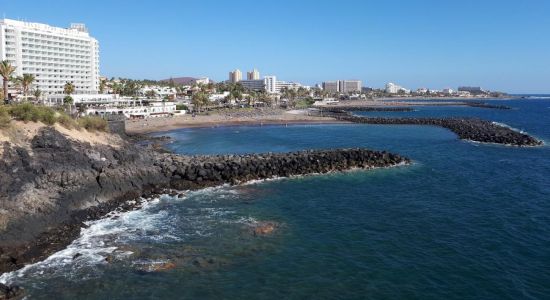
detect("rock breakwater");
top-left (325, 110), bottom-right (541, 146)
top-left (320, 107), bottom-right (414, 112)
top-left (0, 127), bottom-right (409, 277)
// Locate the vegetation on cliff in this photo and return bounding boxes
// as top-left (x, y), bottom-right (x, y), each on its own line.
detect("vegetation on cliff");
top-left (0, 103), bottom-right (108, 132)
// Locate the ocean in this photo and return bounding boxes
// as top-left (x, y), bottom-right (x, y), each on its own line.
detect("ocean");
top-left (2, 98), bottom-right (549, 299)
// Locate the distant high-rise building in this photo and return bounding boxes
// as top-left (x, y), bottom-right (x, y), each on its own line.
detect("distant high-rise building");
top-left (0, 18), bottom-right (100, 95)
top-left (322, 81), bottom-right (340, 93)
top-left (247, 69), bottom-right (260, 80)
top-left (239, 79), bottom-right (265, 91)
top-left (339, 80), bottom-right (362, 93)
top-left (240, 75), bottom-right (303, 94)
top-left (229, 69), bottom-right (242, 83)
top-left (264, 76), bottom-right (277, 94)
top-left (322, 80), bottom-right (362, 93)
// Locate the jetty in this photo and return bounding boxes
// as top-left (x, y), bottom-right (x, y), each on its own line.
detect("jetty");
top-left (0, 126), bottom-right (409, 276)
top-left (318, 108), bottom-right (541, 146)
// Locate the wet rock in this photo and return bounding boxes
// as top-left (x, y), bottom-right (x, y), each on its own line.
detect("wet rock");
top-left (0, 282), bottom-right (24, 299)
top-left (0, 127), bottom-right (409, 274)
top-left (323, 109), bottom-right (542, 146)
top-left (137, 261), bottom-right (177, 272)
top-left (72, 253), bottom-right (82, 260)
top-left (252, 221), bottom-right (279, 236)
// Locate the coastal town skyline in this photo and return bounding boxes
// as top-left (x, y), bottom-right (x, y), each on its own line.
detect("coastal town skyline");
top-left (1, 1), bottom-right (550, 299)
top-left (1, 0), bottom-right (549, 93)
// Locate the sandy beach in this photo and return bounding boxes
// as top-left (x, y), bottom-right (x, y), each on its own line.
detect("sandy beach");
top-left (125, 98), bottom-right (510, 134)
top-left (125, 109), bottom-right (347, 134)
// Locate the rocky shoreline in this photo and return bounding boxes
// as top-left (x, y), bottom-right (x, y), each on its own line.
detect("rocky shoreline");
top-left (321, 109), bottom-right (541, 146)
top-left (0, 126), bottom-right (409, 282)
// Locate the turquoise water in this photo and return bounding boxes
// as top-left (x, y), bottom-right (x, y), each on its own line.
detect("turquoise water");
top-left (2, 99), bottom-right (550, 299)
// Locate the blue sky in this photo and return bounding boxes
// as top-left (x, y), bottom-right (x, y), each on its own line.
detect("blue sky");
top-left (1, 0), bottom-right (549, 93)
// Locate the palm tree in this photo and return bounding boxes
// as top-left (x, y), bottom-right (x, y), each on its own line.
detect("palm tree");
top-left (145, 90), bottom-right (157, 99)
top-left (258, 91), bottom-right (273, 108)
top-left (64, 82), bottom-right (75, 96)
top-left (33, 88), bottom-right (42, 103)
top-left (99, 78), bottom-right (106, 94)
top-left (64, 82), bottom-right (75, 114)
top-left (247, 91), bottom-right (257, 107)
top-left (20, 74), bottom-right (35, 99)
top-left (10, 76), bottom-right (27, 101)
top-left (192, 92), bottom-right (209, 113)
top-left (0, 60), bottom-right (16, 102)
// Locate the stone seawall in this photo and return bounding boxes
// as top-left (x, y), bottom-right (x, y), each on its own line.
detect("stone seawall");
top-left (0, 127), bottom-right (409, 275)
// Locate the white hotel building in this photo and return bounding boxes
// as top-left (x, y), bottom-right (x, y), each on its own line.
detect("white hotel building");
top-left (239, 75), bottom-right (304, 94)
top-left (0, 19), bottom-right (100, 96)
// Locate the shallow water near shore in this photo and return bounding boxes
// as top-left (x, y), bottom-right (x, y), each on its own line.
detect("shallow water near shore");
top-left (3, 99), bottom-right (550, 299)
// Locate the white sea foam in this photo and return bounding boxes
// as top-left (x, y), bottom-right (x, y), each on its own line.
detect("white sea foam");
top-left (0, 197), bottom-right (180, 284)
top-left (1, 162), bottom-right (411, 284)
top-left (491, 121), bottom-right (527, 134)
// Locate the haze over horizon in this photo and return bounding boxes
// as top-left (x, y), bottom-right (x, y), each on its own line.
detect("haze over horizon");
top-left (1, 0), bottom-right (549, 93)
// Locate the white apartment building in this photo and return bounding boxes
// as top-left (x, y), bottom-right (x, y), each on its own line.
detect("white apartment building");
top-left (322, 80), bottom-right (362, 93)
top-left (276, 80), bottom-right (303, 92)
top-left (239, 75), bottom-right (304, 94)
top-left (385, 82), bottom-right (410, 94)
top-left (264, 76), bottom-right (277, 94)
top-left (239, 79), bottom-right (266, 92)
top-left (340, 80), bottom-right (362, 93)
top-left (0, 19), bottom-right (100, 95)
top-left (322, 81), bottom-right (339, 93)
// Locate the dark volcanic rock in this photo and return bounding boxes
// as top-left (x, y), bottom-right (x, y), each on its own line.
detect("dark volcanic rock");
top-left (464, 102), bottom-right (512, 110)
top-left (0, 282), bottom-right (24, 299)
top-left (0, 127), bottom-right (409, 274)
top-left (323, 110), bottom-right (541, 146)
top-left (320, 106), bottom-right (414, 112)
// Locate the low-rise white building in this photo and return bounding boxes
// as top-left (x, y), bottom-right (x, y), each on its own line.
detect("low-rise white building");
top-left (276, 80), bottom-right (303, 92)
top-left (385, 82), bottom-right (410, 94)
top-left (139, 85), bottom-right (177, 99)
top-left (416, 88), bottom-right (429, 94)
top-left (85, 101), bottom-right (178, 119)
top-left (209, 91), bottom-right (230, 102)
top-left (442, 88), bottom-right (454, 95)
top-left (46, 93), bottom-right (118, 106)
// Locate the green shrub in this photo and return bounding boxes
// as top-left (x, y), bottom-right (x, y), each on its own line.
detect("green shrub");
top-left (77, 116), bottom-right (109, 132)
top-left (176, 104), bottom-right (188, 111)
top-left (0, 105), bottom-right (10, 128)
top-left (9, 103), bottom-right (57, 125)
top-left (57, 112), bottom-right (79, 129)
top-left (37, 107), bottom-right (56, 125)
top-left (9, 103), bottom-right (36, 122)
top-left (294, 97), bottom-right (315, 108)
